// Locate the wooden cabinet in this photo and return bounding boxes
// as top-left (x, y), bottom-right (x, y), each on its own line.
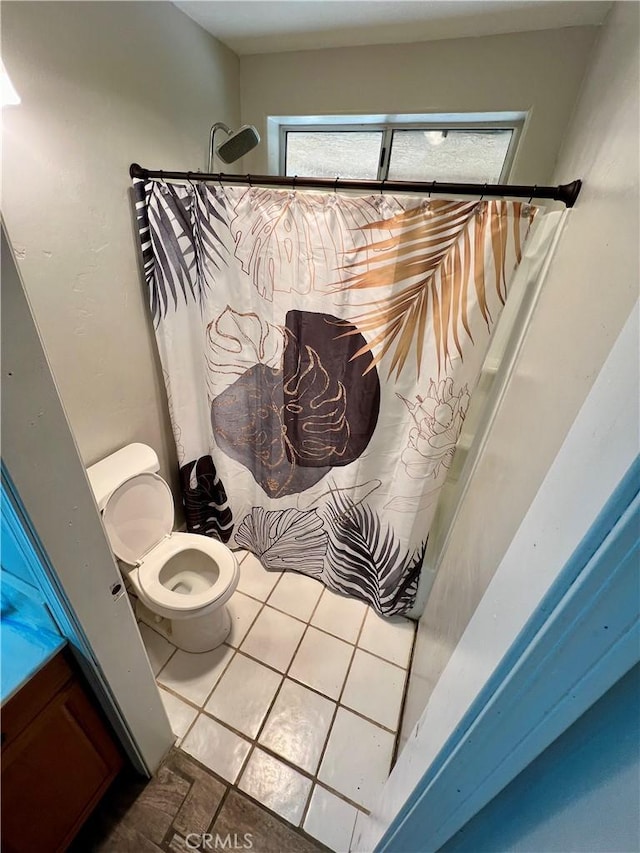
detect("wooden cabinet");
top-left (1, 649), bottom-right (123, 852)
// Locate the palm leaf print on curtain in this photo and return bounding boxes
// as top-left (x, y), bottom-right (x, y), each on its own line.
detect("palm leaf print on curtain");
top-left (134, 178), bottom-right (537, 615)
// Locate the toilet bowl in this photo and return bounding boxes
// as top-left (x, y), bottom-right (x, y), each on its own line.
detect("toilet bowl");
top-left (88, 443), bottom-right (239, 653)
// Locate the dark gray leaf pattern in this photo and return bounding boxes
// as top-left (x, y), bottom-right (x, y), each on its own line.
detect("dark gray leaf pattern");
top-left (180, 455), bottom-right (233, 543)
top-left (323, 490), bottom-right (425, 615)
top-left (134, 179), bottom-right (229, 324)
top-left (133, 178), bottom-right (156, 317)
top-left (211, 363), bottom-right (332, 498)
top-left (211, 309), bottom-right (380, 495)
top-left (283, 311), bottom-right (380, 467)
top-left (235, 506), bottom-right (327, 575)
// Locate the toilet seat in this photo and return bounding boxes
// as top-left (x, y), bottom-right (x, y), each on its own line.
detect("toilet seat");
top-left (138, 532), bottom-right (238, 614)
top-left (102, 473), bottom-right (238, 617)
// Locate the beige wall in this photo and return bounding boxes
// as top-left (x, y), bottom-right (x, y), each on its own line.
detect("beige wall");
top-left (1, 1), bottom-right (239, 491)
top-left (401, 0), bottom-right (639, 744)
top-left (240, 27), bottom-right (597, 182)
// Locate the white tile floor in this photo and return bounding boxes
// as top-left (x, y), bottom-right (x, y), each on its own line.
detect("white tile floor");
top-left (141, 550), bottom-right (417, 852)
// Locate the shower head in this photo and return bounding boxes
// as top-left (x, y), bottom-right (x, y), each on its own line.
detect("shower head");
top-left (217, 125), bottom-right (260, 164)
top-left (208, 122), bottom-right (260, 170)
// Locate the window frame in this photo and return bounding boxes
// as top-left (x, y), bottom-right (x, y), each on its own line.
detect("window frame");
top-left (276, 114), bottom-right (525, 183)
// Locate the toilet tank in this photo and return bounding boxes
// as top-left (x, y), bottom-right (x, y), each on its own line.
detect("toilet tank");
top-left (87, 443), bottom-right (160, 511)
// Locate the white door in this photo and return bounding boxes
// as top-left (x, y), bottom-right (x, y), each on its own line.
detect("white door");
top-left (1, 223), bottom-right (173, 774)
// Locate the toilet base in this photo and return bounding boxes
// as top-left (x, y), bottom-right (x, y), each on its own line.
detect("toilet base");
top-left (136, 599), bottom-right (231, 653)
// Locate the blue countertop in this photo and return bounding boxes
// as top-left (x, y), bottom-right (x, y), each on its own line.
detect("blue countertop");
top-left (1, 579), bottom-right (66, 705)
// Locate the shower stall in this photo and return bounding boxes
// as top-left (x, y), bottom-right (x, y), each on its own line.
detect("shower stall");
top-left (130, 139), bottom-right (579, 620)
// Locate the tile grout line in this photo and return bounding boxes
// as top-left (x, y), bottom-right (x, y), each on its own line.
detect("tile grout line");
top-left (156, 615), bottom-right (407, 744)
top-left (196, 697), bottom-right (392, 782)
top-left (162, 746), bottom-right (326, 852)
top-left (220, 770), bottom-right (340, 852)
top-left (176, 696), bottom-right (207, 751)
top-left (157, 756), bottom-right (203, 851)
top-left (207, 781), bottom-right (233, 838)
top-left (238, 590), bottom-right (411, 670)
top-left (160, 597), bottom-right (398, 737)
top-left (154, 643), bottom-right (178, 680)
top-left (163, 708), bottom-right (371, 826)
top-left (232, 580), bottom-right (331, 824)
top-left (162, 661), bottom-right (401, 749)
top-left (234, 735), bottom-right (259, 793)
top-left (165, 686), bottom-right (388, 787)
top-left (230, 736), bottom-right (369, 823)
top-left (209, 648), bottom-right (402, 734)
top-left (298, 600), bottom-right (370, 829)
top-left (174, 592), bottom-right (271, 747)
top-left (177, 576), bottom-right (325, 822)
top-left (155, 591), bottom-right (319, 724)
top-left (224, 585), bottom-right (374, 821)
top-left (152, 613), bottom-right (411, 738)
top-left (235, 561), bottom-right (412, 648)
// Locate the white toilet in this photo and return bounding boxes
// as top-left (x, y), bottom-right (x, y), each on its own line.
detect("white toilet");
top-left (88, 443), bottom-right (239, 653)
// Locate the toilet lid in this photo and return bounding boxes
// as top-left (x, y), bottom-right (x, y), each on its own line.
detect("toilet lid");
top-left (102, 473), bottom-right (174, 564)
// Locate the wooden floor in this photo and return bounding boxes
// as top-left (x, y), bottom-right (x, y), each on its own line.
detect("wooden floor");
top-left (71, 748), bottom-right (327, 852)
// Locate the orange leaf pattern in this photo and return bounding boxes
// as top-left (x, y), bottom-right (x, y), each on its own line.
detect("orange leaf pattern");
top-left (338, 199), bottom-right (536, 379)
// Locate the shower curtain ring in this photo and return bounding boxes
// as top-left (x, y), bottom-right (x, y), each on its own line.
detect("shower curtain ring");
top-left (480, 183), bottom-right (488, 202)
top-left (247, 173), bottom-right (252, 188)
top-left (292, 175), bottom-right (297, 191)
top-left (380, 178), bottom-right (385, 196)
top-left (528, 185), bottom-right (538, 204)
top-left (218, 172), bottom-right (224, 190)
top-left (334, 176), bottom-right (339, 193)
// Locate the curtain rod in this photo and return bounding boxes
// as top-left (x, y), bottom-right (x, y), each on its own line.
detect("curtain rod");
top-left (129, 163), bottom-right (582, 208)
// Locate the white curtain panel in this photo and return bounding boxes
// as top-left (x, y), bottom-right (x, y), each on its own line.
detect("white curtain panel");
top-left (134, 179), bottom-right (536, 616)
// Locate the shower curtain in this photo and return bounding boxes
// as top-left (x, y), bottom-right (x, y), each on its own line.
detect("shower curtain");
top-left (133, 179), bottom-right (536, 616)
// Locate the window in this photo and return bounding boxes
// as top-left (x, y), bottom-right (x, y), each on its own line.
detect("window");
top-left (274, 113), bottom-right (524, 184)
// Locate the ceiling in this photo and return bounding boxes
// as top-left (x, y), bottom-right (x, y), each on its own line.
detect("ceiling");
top-left (175, 1), bottom-right (611, 56)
